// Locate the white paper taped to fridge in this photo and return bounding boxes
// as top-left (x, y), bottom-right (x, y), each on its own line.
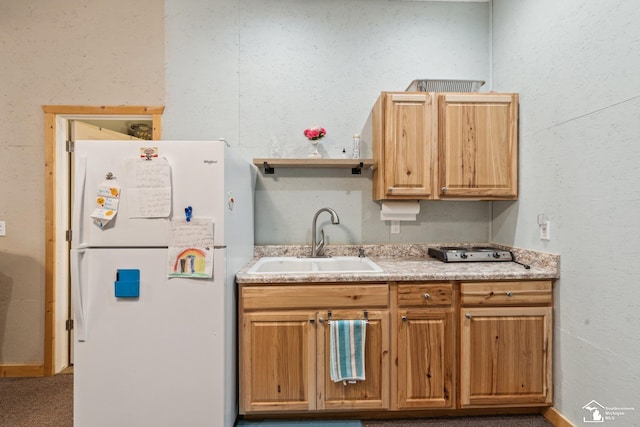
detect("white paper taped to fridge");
top-left (167, 218), bottom-right (214, 279)
top-left (124, 158), bottom-right (172, 218)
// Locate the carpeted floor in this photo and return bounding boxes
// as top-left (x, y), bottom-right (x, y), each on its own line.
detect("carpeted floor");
top-left (0, 374), bottom-right (553, 427)
top-left (0, 373), bottom-right (73, 427)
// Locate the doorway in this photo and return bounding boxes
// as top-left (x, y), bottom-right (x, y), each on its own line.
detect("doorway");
top-left (43, 105), bottom-right (164, 375)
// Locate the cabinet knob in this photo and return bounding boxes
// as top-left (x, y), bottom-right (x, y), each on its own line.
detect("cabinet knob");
top-left (309, 318), bottom-right (315, 324)
top-left (441, 186), bottom-right (447, 193)
top-left (318, 317), bottom-right (325, 323)
top-left (465, 313), bottom-right (472, 319)
top-left (424, 293), bottom-right (431, 300)
top-left (506, 291), bottom-right (513, 297)
top-left (388, 187), bottom-right (393, 193)
top-left (401, 316), bottom-right (407, 322)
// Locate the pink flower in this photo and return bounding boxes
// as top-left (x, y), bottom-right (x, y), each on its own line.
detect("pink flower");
top-left (303, 126), bottom-right (326, 141)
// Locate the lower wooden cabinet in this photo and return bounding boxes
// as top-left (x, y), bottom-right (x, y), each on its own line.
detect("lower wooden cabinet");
top-left (395, 283), bottom-right (454, 409)
top-left (241, 311), bottom-right (316, 413)
top-left (239, 284), bottom-right (390, 414)
top-left (396, 310), bottom-right (454, 408)
top-left (459, 281), bottom-right (553, 407)
top-left (239, 280), bottom-right (553, 416)
top-left (318, 310), bottom-right (390, 411)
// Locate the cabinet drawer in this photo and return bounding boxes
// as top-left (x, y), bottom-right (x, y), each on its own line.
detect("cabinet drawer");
top-left (241, 284), bottom-right (389, 310)
top-left (397, 283), bottom-right (453, 307)
top-left (460, 281), bottom-right (552, 306)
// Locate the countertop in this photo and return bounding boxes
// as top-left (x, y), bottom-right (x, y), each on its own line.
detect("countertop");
top-left (235, 244), bottom-right (560, 284)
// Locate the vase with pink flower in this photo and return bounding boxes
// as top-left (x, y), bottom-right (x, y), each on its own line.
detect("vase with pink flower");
top-left (303, 126), bottom-right (326, 158)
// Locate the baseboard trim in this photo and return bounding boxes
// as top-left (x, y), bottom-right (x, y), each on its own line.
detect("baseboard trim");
top-left (543, 407), bottom-right (575, 427)
top-left (0, 364), bottom-right (45, 377)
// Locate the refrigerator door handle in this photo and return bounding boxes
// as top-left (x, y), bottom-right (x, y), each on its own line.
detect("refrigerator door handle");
top-left (72, 156), bottom-right (89, 248)
top-left (71, 249), bottom-right (88, 342)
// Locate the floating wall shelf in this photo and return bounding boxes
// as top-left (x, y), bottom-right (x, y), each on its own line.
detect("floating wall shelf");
top-left (253, 158), bottom-right (375, 175)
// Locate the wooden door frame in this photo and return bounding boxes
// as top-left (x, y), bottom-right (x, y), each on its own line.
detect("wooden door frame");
top-left (42, 105), bottom-right (164, 376)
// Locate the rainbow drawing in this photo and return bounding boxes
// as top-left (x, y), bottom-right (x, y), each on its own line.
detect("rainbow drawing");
top-left (172, 248), bottom-right (207, 276)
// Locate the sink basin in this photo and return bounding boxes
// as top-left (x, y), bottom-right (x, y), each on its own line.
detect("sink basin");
top-left (246, 256), bottom-right (383, 274)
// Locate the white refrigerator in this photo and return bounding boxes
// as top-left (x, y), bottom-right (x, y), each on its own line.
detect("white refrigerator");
top-left (70, 140), bottom-right (256, 427)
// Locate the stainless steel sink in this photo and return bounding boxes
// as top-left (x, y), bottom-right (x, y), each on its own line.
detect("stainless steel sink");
top-left (246, 256), bottom-right (383, 274)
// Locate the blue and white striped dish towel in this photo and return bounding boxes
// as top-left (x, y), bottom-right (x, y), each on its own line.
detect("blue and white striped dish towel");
top-left (329, 319), bottom-right (366, 383)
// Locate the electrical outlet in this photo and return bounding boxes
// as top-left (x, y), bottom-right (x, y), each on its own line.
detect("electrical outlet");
top-left (539, 221), bottom-right (550, 240)
top-left (0, 221), bottom-right (5, 236)
top-left (391, 220), bottom-right (400, 234)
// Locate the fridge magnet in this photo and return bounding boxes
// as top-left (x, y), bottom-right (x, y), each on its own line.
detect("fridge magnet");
top-left (90, 176), bottom-right (121, 229)
top-left (167, 218), bottom-right (214, 278)
top-left (140, 147), bottom-right (159, 160)
top-left (124, 157), bottom-right (172, 218)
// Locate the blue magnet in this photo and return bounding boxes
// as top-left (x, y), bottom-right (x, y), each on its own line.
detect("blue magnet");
top-left (115, 269), bottom-right (140, 298)
top-left (185, 206), bottom-right (193, 222)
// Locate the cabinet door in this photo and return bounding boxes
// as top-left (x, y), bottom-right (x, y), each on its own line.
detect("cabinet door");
top-left (397, 309), bottom-right (454, 409)
top-left (438, 93), bottom-right (518, 199)
top-left (380, 93), bottom-right (434, 199)
top-left (460, 307), bottom-right (552, 407)
top-left (317, 310), bottom-right (390, 410)
top-left (240, 311), bottom-right (316, 413)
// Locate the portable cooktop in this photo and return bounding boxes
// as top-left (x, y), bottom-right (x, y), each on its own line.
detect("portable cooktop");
top-left (428, 246), bottom-right (514, 263)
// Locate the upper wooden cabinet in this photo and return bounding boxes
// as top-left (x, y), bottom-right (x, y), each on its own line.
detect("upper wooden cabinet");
top-left (372, 92), bottom-right (436, 200)
top-left (372, 92), bottom-right (518, 201)
top-left (438, 93), bottom-right (518, 199)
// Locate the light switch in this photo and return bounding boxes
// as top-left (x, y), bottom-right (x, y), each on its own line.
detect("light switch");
top-left (0, 221), bottom-right (5, 236)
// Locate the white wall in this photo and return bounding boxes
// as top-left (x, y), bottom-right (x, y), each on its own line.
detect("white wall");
top-left (0, 0), bottom-right (164, 365)
top-left (491, 0), bottom-right (640, 425)
top-left (164, 0), bottom-right (493, 246)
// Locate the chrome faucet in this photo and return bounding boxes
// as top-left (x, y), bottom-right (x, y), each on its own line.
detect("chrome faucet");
top-left (310, 208), bottom-right (340, 257)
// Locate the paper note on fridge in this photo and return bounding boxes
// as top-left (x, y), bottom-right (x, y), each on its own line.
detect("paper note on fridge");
top-left (91, 179), bottom-right (121, 229)
top-left (124, 158), bottom-right (172, 218)
top-left (167, 218), bottom-right (214, 278)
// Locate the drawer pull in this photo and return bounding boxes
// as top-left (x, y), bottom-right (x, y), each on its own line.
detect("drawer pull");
top-left (465, 313), bottom-right (472, 319)
top-left (506, 291), bottom-right (513, 297)
top-left (424, 293), bottom-right (431, 300)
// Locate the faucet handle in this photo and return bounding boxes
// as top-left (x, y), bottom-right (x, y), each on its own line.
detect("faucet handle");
top-left (358, 247), bottom-right (365, 258)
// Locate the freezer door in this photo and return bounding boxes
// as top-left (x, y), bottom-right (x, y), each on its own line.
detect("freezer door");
top-left (71, 140), bottom-right (227, 248)
top-left (72, 248), bottom-right (234, 427)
